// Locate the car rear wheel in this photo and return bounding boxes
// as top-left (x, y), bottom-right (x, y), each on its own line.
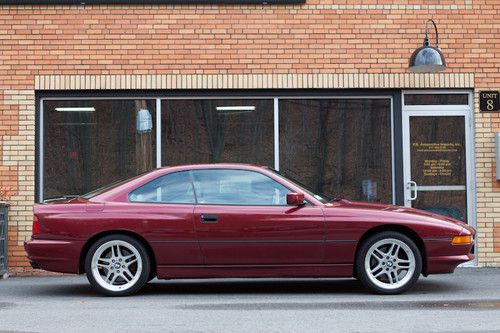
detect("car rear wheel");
top-left (356, 231), bottom-right (422, 295)
top-left (85, 234), bottom-right (150, 296)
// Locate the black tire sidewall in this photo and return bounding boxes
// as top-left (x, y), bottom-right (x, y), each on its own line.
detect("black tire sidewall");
top-left (84, 234), bottom-right (151, 296)
top-left (356, 231), bottom-right (422, 295)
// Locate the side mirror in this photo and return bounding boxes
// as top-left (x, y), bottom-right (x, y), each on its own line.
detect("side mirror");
top-left (287, 192), bottom-right (305, 206)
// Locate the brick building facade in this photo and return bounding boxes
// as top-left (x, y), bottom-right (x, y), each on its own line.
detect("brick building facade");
top-left (0, 0), bottom-right (499, 275)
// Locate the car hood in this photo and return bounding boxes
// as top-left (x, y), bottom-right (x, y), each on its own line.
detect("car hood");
top-left (324, 199), bottom-right (475, 236)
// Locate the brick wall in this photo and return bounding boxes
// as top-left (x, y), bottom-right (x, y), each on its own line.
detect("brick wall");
top-left (0, 0), bottom-right (499, 274)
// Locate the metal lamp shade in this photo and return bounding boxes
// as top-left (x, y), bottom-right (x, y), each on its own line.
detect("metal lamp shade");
top-left (408, 45), bottom-right (446, 73)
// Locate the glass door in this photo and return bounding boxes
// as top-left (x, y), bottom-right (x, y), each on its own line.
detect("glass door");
top-left (405, 115), bottom-right (467, 221)
top-left (402, 92), bottom-right (475, 227)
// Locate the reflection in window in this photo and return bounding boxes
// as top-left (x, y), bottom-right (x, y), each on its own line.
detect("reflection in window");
top-left (161, 99), bottom-right (274, 166)
top-left (413, 191), bottom-right (466, 222)
top-left (43, 99), bottom-right (156, 199)
top-left (279, 99), bottom-right (392, 203)
top-left (129, 171), bottom-right (195, 204)
top-left (191, 169), bottom-right (291, 205)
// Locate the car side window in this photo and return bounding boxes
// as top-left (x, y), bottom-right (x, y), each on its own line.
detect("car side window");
top-left (191, 169), bottom-right (291, 205)
top-left (129, 171), bottom-right (195, 204)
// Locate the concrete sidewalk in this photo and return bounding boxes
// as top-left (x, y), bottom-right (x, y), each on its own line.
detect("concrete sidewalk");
top-left (0, 268), bottom-right (499, 332)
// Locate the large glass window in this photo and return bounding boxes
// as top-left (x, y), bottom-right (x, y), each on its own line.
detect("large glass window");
top-left (279, 99), bottom-right (392, 203)
top-left (161, 99), bottom-right (274, 166)
top-left (191, 169), bottom-right (291, 205)
top-left (43, 99), bottom-right (156, 199)
top-left (41, 96), bottom-right (394, 205)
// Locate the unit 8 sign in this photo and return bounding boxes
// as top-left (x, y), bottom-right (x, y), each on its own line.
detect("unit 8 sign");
top-left (480, 91), bottom-right (500, 112)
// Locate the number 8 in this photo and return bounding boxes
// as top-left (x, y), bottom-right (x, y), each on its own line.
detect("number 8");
top-left (487, 99), bottom-right (494, 111)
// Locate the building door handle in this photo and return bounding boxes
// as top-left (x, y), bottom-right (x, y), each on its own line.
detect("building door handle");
top-left (407, 181), bottom-right (418, 201)
top-left (200, 214), bottom-right (218, 223)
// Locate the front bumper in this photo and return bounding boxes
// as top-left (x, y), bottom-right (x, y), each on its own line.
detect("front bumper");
top-left (24, 239), bottom-right (85, 274)
top-left (425, 239), bottom-right (475, 274)
top-left (426, 253), bottom-right (475, 274)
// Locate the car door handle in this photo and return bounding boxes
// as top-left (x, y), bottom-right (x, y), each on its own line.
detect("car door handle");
top-left (200, 214), bottom-right (218, 223)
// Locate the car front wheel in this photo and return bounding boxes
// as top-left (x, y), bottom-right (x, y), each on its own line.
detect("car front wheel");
top-left (85, 234), bottom-right (150, 296)
top-left (356, 231), bottom-right (422, 295)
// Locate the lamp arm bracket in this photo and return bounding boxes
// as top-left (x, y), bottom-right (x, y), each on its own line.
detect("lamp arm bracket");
top-left (424, 19), bottom-right (440, 47)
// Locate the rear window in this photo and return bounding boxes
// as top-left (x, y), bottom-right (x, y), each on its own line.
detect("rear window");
top-left (80, 172), bottom-right (149, 199)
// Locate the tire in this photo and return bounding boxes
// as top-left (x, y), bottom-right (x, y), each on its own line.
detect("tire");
top-left (85, 234), bottom-right (151, 296)
top-left (147, 272), bottom-right (156, 283)
top-left (356, 231), bottom-right (422, 295)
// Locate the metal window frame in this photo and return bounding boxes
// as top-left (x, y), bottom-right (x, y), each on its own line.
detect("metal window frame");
top-left (38, 92), bottom-right (397, 205)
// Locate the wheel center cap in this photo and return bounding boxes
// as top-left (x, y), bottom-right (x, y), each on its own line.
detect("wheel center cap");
top-left (114, 263), bottom-right (121, 269)
top-left (386, 261), bottom-right (393, 267)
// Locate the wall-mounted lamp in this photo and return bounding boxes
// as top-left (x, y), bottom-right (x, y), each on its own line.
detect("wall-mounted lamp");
top-left (408, 19), bottom-right (446, 73)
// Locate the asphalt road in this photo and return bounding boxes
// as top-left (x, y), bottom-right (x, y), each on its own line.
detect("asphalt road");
top-left (0, 268), bottom-right (499, 333)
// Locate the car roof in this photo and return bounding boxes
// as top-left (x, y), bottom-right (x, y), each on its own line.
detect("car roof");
top-left (89, 164), bottom-right (271, 202)
top-left (89, 163), bottom-right (323, 206)
top-left (159, 163), bottom-right (267, 171)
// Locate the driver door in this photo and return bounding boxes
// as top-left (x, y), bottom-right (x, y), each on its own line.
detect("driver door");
top-left (191, 168), bottom-right (326, 265)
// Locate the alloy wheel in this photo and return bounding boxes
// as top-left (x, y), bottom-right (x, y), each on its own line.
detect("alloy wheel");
top-left (364, 238), bottom-right (416, 291)
top-left (90, 240), bottom-right (143, 293)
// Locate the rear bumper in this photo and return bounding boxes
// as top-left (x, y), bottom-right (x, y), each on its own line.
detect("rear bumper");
top-left (24, 239), bottom-right (85, 274)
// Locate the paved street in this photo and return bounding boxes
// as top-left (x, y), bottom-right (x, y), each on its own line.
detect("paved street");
top-left (0, 268), bottom-right (499, 333)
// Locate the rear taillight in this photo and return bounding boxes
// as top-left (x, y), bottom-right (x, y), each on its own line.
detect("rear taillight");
top-left (32, 215), bottom-right (41, 236)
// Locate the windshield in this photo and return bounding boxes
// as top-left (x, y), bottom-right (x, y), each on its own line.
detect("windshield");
top-left (266, 168), bottom-right (335, 204)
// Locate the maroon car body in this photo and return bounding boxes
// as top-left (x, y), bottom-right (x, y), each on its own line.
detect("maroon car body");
top-left (25, 164), bottom-right (475, 295)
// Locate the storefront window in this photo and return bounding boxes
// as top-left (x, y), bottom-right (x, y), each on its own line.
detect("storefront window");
top-left (41, 96), bottom-right (392, 204)
top-left (161, 99), bottom-right (274, 166)
top-left (42, 99), bottom-right (156, 199)
top-left (279, 99), bottom-right (392, 203)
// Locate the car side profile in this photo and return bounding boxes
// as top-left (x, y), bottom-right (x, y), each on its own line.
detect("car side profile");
top-left (25, 164), bottom-right (475, 296)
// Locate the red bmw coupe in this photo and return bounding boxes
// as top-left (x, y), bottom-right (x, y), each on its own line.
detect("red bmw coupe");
top-left (25, 164), bottom-right (475, 296)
